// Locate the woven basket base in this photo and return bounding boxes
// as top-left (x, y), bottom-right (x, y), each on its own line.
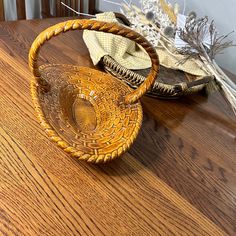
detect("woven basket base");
top-left (32, 64), bottom-right (142, 163)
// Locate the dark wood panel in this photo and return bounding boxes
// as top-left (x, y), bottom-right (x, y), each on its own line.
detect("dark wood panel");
top-left (0, 0), bottom-right (4, 21)
top-left (89, 0), bottom-right (96, 14)
top-left (16, 0), bottom-right (26, 20)
top-left (47, 0), bottom-right (95, 17)
top-left (80, 0), bottom-right (84, 13)
top-left (71, 0), bottom-right (78, 16)
top-left (41, 0), bottom-right (50, 18)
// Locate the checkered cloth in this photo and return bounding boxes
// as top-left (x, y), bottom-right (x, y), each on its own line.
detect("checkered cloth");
top-left (83, 12), bottom-right (151, 70)
top-left (83, 12), bottom-right (208, 76)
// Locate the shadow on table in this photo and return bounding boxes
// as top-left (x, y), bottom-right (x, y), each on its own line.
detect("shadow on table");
top-left (88, 93), bottom-right (236, 177)
top-left (87, 95), bottom-right (203, 176)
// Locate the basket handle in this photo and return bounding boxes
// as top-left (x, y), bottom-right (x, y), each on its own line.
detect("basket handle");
top-left (28, 19), bottom-right (159, 104)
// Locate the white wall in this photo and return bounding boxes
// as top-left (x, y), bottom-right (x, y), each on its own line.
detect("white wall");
top-left (3, 0), bottom-right (41, 20)
top-left (98, 0), bottom-right (236, 74)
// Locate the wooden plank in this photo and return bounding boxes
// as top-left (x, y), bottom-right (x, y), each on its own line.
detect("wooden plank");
top-left (56, 0), bottom-right (61, 17)
top-left (0, 123), bottom-right (228, 235)
top-left (0, 76), bottom-right (229, 235)
top-left (41, 0), bottom-right (51, 18)
top-left (0, 0), bottom-right (4, 21)
top-left (80, 0), bottom-right (83, 13)
top-left (71, 0), bottom-right (79, 16)
top-left (0, 17), bottom-right (235, 235)
top-left (63, 0), bottom-right (69, 16)
top-left (89, 0), bottom-right (96, 14)
top-left (16, 0), bottom-right (26, 20)
top-left (0, 126), bottom-right (104, 235)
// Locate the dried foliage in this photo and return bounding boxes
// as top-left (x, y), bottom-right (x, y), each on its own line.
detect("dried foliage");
top-left (178, 17), bottom-right (235, 61)
top-left (177, 16), bottom-right (236, 114)
top-left (121, 0), bottom-right (175, 47)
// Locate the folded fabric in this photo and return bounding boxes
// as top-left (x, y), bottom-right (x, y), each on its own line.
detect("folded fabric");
top-left (83, 12), bottom-right (151, 70)
top-left (83, 12), bottom-right (208, 76)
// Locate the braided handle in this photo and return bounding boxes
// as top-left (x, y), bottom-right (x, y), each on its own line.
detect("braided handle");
top-left (28, 19), bottom-right (159, 104)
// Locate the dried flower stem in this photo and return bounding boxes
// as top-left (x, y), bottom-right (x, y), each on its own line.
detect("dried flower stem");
top-left (176, 16), bottom-right (236, 113)
top-left (199, 50), bottom-right (236, 114)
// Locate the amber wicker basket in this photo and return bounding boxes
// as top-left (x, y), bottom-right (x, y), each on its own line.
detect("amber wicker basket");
top-left (28, 19), bottom-right (159, 164)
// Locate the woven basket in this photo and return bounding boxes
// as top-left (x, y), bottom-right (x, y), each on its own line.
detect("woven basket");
top-left (28, 19), bottom-right (159, 164)
top-left (99, 14), bottom-right (213, 99)
top-left (102, 55), bottom-right (213, 99)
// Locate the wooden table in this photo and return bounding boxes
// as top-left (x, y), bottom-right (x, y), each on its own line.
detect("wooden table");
top-left (0, 17), bottom-right (235, 236)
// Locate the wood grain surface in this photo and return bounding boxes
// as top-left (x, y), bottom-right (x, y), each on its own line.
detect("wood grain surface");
top-left (0, 17), bottom-right (235, 236)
